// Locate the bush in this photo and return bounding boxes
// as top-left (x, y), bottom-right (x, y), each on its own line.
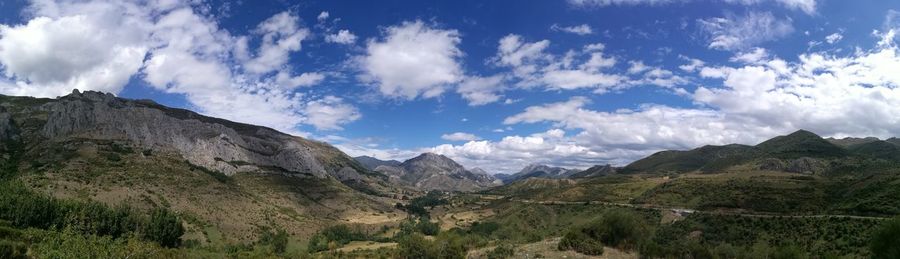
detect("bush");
top-left (558, 229), bottom-right (604, 255)
top-left (871, 217), bottom-right (900, 259)
top-left (258, 228), bottom-right (288, 254)
top-left (141, 209), bottom-right (184, 248)
top-left (558, 209), bottom-right (650, 255)
top-left (307, 224), bottom-right (371, 252)
top-left (486, 243), bottom-right (515, 259)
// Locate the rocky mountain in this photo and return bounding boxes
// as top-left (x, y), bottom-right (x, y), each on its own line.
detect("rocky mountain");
top-left (374, 152), bottom-right (499, 191)
top-left (620, 130), bottom-right (900, 175)
top-left (500, 164), bottom-right (577, 183)
top-left (0, 90), bottom-right (403, 244)
top-left (354, 155), bottom-right (401, 171)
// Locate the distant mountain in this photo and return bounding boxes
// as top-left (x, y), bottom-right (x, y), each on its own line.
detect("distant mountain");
top-left (354, 155), bottom-right (401, 171)
top-left (569, 164), bottom-right (618, 178)
top-left (374, 153), bottom-right (499, 191)
top-left (621, 129), bottom-right (899, 175)
top-left (500, 164), bottom-right (577, 183)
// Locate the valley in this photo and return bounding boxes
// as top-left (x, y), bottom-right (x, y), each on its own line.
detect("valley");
top-left (0, 92), bottom-right (899, 258)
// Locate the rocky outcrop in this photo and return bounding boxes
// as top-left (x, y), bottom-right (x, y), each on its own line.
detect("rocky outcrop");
top-left (0, 106), bottom-right (18, 141)
top-left (16, 90), bottom-right (367, 179)
top-left (375, 153), bottom-right (498, 191)
top-left (757, 157), bottom-right (824, 174)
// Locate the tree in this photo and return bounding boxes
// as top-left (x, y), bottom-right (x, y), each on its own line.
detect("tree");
top-left (871, 216), bottom-right (900, 259)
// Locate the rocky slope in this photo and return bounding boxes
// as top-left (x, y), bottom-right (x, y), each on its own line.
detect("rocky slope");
top-left (374, 153), bottom-right (499, 191)
top-left (0, 90), bottom-right (404, 244)
top-left (500, 164), bottom-right (578, 183)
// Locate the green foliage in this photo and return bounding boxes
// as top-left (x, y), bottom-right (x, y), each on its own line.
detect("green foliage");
top-left (307, 224), bottom-right (372, 253)
top-left (257, 227), bottom-right (289, 254)
top-left (141, 208), bottom-right (184, 248)
top-left (485, 243), bottom-right (515, 259)
top-left (558, 229), bottom-right (604, 255)
top-left (395, 233), bottom-right (467, 259)
top-left (870, 216), bottom-right (900, 259)
top-left (400, 191), bottom-right (448, 218)
top-left (558, 209), bottom-right (649, 255)
top-left (0, 181), bottom-right (184, 248)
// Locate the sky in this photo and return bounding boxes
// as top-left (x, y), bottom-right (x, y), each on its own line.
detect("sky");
top-left (1, 0), bottom-right (900, 174)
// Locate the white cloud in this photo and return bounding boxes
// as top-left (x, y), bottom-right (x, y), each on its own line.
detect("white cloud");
top-left (698, 11), bottom-right (794, 51)
top-left (551, 24), bottom-right (594, 35)
top-left (678, 56), bottom-right (706, 72)
top-left (825, 32), bottom-right (843, 44)
top-left (304, 96), bottom-right (361, 130)
top-left (0, 14), bottom-right (147, 97)
top-left (627, 61), bottom-right (651, 74)
top-left (457, 75), bottom-right (505, 106)
top-left (0, 1), bottom-right (358, 134)
top-left (361, 20), bottom-right (463, 99)
top-left (441, 132), bottom-right (481, 141)
top-left (571, 0), bottom-right (817, 14)
top-left (317, 11), bottom-right (329, 21)
top-left (730, 47), bottom-right (769, 64)
top-left (325, 29), bottom-right (357, 44)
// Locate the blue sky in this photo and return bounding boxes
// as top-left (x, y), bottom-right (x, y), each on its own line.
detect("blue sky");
top-left (1, 0), bottom-right (900, 173)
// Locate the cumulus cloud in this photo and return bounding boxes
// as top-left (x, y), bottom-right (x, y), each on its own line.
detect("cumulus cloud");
top-left (457, 75), bottom-right (505, 106)
top-left (0, 1), bottom-right (358, 134)
top-left (441, 132), bottom-right (481, 141)
top-left (304, 96), bottom-right (361, 130)
top-left (698, 11), bottom-right (794, 51)
top-left (325, 29), bottom-right (357, 44)
top-left (493, 35), bottom-right (686, 92)
top-left (0, 12), bottom-right (147, 97)
top-left (551, 24), bottom-right (594, 35)
top-left (361, 20), bottom-right (463, 100)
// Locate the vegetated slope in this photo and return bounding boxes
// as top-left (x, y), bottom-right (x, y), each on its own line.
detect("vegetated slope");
top-left (0, 90), bottom-right (406, 245)
top-left (374, 153), bottom-right (498, 191)
top-left (491, 130), bottom-right (900, 216)
top-left (621, 130), bottom-right (879, 174)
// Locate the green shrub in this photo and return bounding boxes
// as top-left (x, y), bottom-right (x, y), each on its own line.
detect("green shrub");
top-left (486, 243), bottom-right (515, 259)
top-left (558, 209), bottom-right (651, 255)
top-left (307, 224), bottom-right (371, 252)
top-left (141, 208), bottom-right (184, 248)
top-left (558, 229), bottom-right (604, 255)
top-left (871, 216), bottom-right (900, 259)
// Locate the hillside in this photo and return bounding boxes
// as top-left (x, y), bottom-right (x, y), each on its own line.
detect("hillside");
top-left (0, 91), bottom-right (406, 248)
top-left (489, 129), bottom-right (900, 216)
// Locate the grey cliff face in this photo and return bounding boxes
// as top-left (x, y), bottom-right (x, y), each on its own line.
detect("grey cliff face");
top-left (35, 90), bottom-right (364, 179)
